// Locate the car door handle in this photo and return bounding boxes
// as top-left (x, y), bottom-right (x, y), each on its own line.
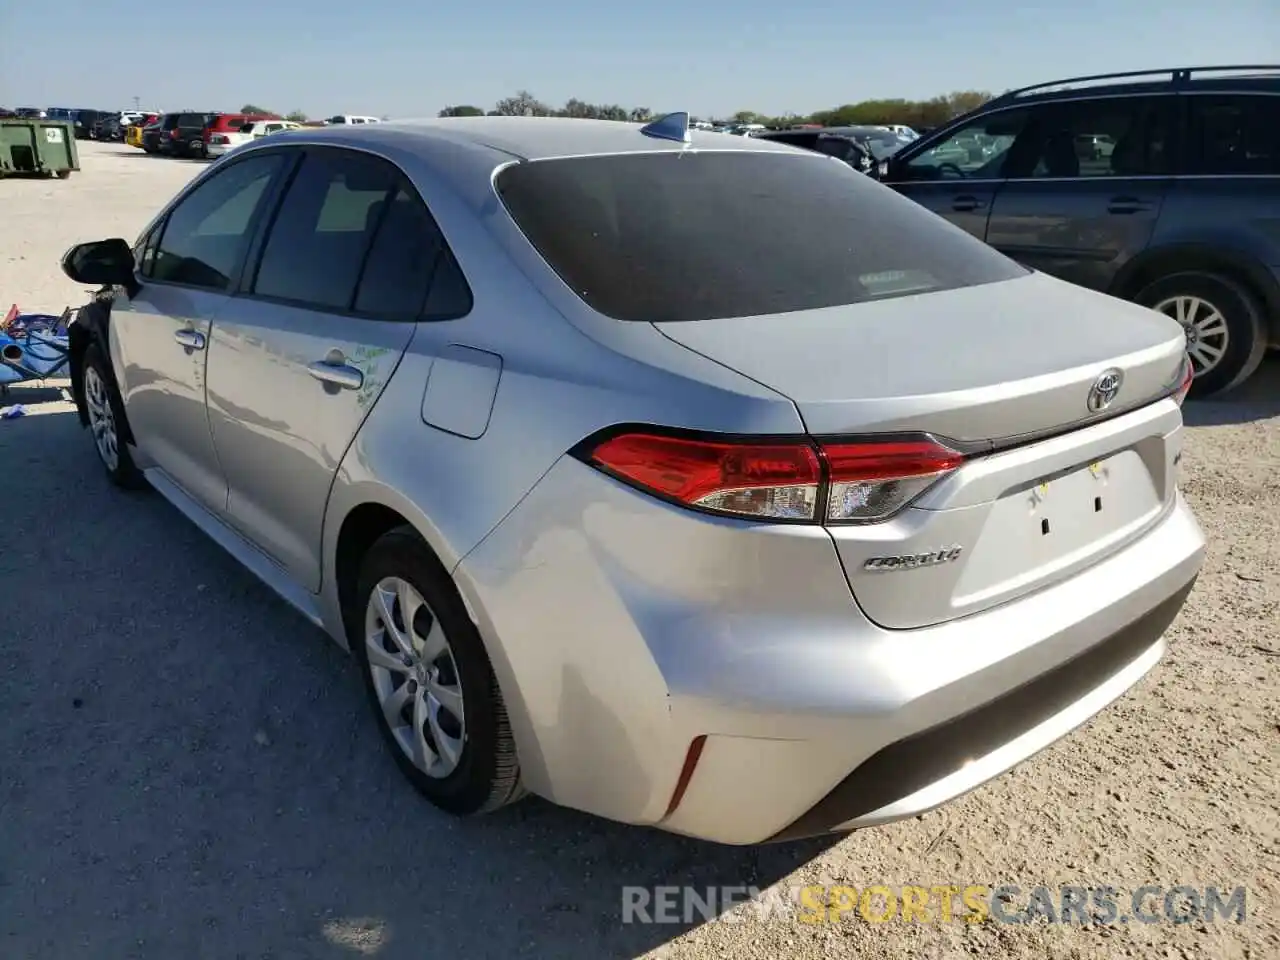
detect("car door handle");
top-left (1107, 197), bottom-right (1152, 214)
top-left (173, 328), bottom-right (205, 350)
top-left (307, 360), bottom-right (363, 390)
top-left (951, 195), bottom-right (984, 212)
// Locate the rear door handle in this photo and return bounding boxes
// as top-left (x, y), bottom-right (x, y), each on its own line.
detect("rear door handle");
top-left (173, 328), bottom-right (205, 350)
top-left (307, 360), bottom-right (363, 390)
top-left (951, 195), bottom-right (984, 212)
top-left (1107, 196), bottom-right (1153, 214)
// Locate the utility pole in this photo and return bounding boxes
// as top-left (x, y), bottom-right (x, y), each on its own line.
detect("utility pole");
top-left (133, 96), bottom-right (140, 110)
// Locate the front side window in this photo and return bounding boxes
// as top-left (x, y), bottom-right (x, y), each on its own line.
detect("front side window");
top-left (149, 154), bottom-right (283, 290)
top-left (1186, 94), bottom-right (1279, 176)
top-left (900, 108), bottom-right (1030, 181)
top-left (252, 149), bottom-right (397, 310)
top-left (1015, 96), bottom-right (1174, 179)
top-left (497, 151), bottom-right (1027, 323)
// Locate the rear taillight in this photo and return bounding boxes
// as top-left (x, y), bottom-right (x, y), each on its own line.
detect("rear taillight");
top-left (579, 430), bottom-right (965, 524)
top-left (822, 438), bottom-right (966, 522)
top-left (168, 128), bottom-right (179, 138)
top-left (1173, 355), bottom-right (1194, 406)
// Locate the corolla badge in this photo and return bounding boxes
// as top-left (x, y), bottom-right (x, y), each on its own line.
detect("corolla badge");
top-left (1087, 368), bottom-right (1124, 412)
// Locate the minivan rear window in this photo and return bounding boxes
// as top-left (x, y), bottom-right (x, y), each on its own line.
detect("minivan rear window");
top-left (496, 151), bottom-right (1028, 322)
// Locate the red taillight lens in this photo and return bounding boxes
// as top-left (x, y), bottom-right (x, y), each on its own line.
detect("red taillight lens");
top-left (583, 431), bottom-right (965, 524)
top-left (1173, 355), bottom-right (1194, 406)
top-left (588, 433), bottom-right (823, 520)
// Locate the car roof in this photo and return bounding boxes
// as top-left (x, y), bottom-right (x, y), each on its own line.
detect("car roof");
top-left (278, 116), bottom-right (806, 163)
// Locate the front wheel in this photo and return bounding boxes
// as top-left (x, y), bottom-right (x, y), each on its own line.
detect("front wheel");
top-left (82, 343), bottom-right (145, 489)
top-left (352, 527), bottom-right (524, 816)
top-left (1137, 272), bottom-right (1267, 398)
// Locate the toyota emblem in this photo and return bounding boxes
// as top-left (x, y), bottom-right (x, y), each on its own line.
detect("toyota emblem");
top-left (1087, 368), bottom-right (1124, 412)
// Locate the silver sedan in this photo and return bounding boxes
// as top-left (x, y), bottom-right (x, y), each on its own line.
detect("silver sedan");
top-left (60, 114), bottom-right (1204, 843)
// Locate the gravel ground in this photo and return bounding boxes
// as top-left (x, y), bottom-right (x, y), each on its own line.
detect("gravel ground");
top-left (1, 141), bottom-right (1277, 960)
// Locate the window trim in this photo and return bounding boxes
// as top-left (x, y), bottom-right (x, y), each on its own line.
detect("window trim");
top-left (138, 149), bottom-right (293, 294)
top-left (234, 144), bottom-right (473, 323)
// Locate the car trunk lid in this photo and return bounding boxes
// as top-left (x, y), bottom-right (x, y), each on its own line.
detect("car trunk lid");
top-left (654, 272), bottom-right (1189, 628)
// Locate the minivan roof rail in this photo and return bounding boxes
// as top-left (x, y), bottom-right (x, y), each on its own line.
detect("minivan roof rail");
top-left (989, 64), bottom-right (1280, 105)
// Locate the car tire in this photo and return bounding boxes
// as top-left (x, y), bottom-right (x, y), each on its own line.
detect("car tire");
top-left (81, 343), bottom-right (146, 489)
top-left (1136, 271), bottom-right (1267, 399)
top-left (352, 526), bottom-right (524, 816)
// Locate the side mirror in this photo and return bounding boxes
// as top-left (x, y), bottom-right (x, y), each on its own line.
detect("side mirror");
top-left (61, 238), bottom-right (137, 289)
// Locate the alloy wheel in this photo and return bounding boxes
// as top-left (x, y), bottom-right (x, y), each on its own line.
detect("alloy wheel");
top-left (83, 366), bottom-right (119, 471)
top-left (1153, 294), bottom-right (1229, 377)
top-left (364, 576), bottom-right (466, 779)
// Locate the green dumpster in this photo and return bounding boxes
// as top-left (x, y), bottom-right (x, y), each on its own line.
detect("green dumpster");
top-left (0, 120), bottom-right (79, 179)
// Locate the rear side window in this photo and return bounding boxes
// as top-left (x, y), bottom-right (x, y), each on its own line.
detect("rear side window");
top-left (497, 152), bottom-right (1028, 322)
top-left (1017, 96), bottom-right (1174, 178)
top-left (1186, 95), bottom-right (1280, 176)
top-left (353, 187), bottom-right (471, 320)
top-left (252, 149), bottom-right (397, 310)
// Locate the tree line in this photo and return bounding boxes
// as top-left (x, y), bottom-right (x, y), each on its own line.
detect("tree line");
top-left (241, 104), bottom-right (310, 122)
top-left (240, 88), bottom-right (996, 131)
top-left (438, 89), bottom-right (995, 128)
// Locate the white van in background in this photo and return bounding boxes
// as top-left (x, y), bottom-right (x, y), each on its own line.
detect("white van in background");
top-left (326, 115), bottom-right (382, 125)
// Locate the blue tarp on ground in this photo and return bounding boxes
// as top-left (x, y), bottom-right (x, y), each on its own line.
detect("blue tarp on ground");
top-left (1, 314), bottom-right (69, 384)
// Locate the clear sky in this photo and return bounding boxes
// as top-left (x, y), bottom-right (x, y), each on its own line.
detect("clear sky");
top-left (2, 1), bottom-right (1276, 119)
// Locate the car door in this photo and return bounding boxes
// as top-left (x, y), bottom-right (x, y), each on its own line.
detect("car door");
top-left (109, 152), bottom-right (287, 511)
top-left (204, 146), bottom-right (436, 591)
top-left (984, 95), bottom-right (1176, 292)
top-left (882, 107), bottom-right (1031, 240)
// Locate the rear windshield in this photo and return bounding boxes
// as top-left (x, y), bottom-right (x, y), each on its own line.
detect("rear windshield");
top-left (496, 151), bottom-right (1027, 322)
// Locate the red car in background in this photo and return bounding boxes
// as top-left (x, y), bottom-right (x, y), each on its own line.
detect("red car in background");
top-left (200, 112), bottom-right (281, 158)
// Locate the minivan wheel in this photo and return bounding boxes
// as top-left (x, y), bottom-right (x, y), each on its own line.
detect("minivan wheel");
top-left (82, 344), bottom-right (145, 489)
top-left (1137, 272), bottom-right (1267, 398)
top-left (352, 527), bottom-right (523, 815)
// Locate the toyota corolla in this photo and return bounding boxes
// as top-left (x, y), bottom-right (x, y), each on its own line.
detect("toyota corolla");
top-left (60, 114), bottom-right (1204, 844)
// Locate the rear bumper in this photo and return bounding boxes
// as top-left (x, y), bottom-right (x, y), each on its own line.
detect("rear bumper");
top-left (457, 456), bottom-right (1205, 845)
top-left (765, 574), bottom-right (1193, 841)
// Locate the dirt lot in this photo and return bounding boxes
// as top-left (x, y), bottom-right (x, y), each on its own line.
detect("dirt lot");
top-left (1, 140), bottom-right (1277, 960)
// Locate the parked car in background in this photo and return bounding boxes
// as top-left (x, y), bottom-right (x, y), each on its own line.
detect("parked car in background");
top-left (60, 115), bottom-right (1202, 845)
top-left (93, 115), bottom-right (121, 141)
top-left (753, 128), bottom-right (878, 173)
top-left (141, 118), bottom-right (170, 154)
top-left (206, 119), bottom-right (301, 158)
top-left (72, 110), bottom-right (105, 140)
top-left (195, 113), bottom-right (281, 158)
top-left (754, 125), bottom-right (913, 175)
top-left (15, 107), bottom-right (46, 118)
top-left (879, 64), bottom-right (1280, 396)
top-left (326, 114), bottom-right (382, 124)
top-left (126, 116), bottom-right (159, 149)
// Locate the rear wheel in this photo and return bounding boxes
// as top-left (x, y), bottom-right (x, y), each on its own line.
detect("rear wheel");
top-left (1137, 272), bottom-right (1266, 398)
top-left (352, 527), bottom-right (524, 816)
top-left (82, 343), bottom-right (145, 489)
